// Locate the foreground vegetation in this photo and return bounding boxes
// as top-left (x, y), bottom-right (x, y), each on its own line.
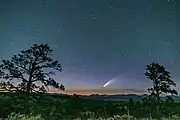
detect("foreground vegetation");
top-left (0, 92), bottom-right (180, 120)
top-left (5, 113), bottom-right (180, 120)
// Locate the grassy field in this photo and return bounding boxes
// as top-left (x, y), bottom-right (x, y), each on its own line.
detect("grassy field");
top-left (5, 113), bottom-right (180, 120)
top-left (1, 92), bottom-right (180, 120)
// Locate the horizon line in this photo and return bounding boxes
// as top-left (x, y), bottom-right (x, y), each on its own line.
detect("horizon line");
top-left (49, 88), bottom-right (147, 95)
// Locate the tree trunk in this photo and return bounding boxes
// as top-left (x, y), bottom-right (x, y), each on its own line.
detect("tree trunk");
top-left (154, 80), bottom-right (161, 119)
top-left (24, 57), bottom-right (36, 114)
top-left (24, 82), bottom-right (31, 114)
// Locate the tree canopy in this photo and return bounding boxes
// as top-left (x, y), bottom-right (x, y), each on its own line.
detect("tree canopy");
top-left (0, 44), bottom-right (65, 93)
top-left (145, 62), bottom-right (178, 102)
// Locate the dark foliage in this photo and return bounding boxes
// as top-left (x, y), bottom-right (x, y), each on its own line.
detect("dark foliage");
top-left (0, 44), bottom-right (65, 93)
top-left (1, 92), bottom-right (180, 119)
top-left (145, 62), bottom-right (178, 103)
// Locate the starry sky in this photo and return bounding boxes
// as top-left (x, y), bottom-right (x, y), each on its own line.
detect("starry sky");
top-left (0, 0), bottom-right (180, 92)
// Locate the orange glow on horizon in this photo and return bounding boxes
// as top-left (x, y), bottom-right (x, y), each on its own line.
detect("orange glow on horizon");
top-left (48, 89), bottom-right (147, 95)
top-left (0, 88), bottom-right (147, 95)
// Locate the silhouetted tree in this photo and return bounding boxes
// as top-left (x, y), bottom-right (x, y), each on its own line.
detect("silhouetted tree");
top-left (145, 62), bottom-right (178, 103)
top-left (145, 62), bottom-right (178, 119)
top-left (0, 44), bottom-right (65, 93)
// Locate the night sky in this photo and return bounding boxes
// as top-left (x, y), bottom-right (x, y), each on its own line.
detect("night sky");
top-left (0, 0), bottom-right (180, 92)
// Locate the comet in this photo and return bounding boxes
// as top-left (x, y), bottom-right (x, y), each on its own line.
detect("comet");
top-left (102, 79), bottom-right (114, 88)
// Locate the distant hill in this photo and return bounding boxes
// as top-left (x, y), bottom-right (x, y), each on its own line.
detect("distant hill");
top-left (78, 94), bottom-right (146, 101)
top-left (1, 92), bottom-right (180, 102)
top-left (78, 94), bottom-right (180, 102)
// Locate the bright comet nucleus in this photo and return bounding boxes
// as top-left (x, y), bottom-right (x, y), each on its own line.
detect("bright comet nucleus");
top-left (102, 79), bottom-right (115, 88)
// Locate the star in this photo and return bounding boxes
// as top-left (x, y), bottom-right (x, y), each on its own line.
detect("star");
top-left (71, 3), bottom-right (77, 9)
top-left (93, 16), bottom-right (96, 20)
top-left (81, 20), bottom-right (85, 24)
top-left (109, 0), bottom-right (113, 9)
top-left (135, 28), bottom-right (140, 32)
